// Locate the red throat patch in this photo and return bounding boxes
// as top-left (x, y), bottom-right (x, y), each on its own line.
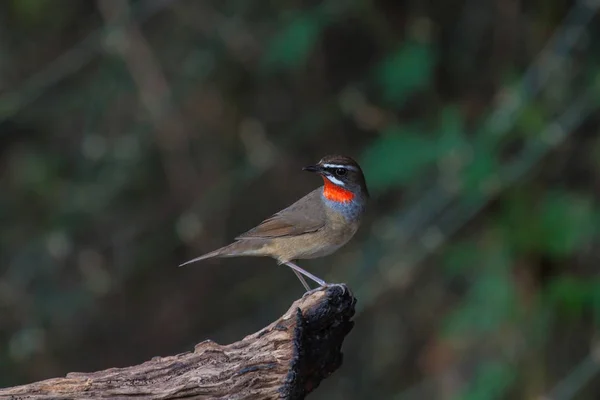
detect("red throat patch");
top-left (322, 177), bottom-right (355, 203)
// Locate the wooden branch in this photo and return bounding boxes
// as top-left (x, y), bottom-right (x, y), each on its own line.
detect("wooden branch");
top-left (0, 285), bottom-right (356, 400)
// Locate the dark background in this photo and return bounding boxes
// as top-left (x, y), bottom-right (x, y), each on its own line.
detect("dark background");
top-left (1, 0), bottom-right (600, 398)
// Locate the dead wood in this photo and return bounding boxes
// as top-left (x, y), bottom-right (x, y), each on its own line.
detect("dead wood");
top-left (0, 284), bottom-right (356, 400)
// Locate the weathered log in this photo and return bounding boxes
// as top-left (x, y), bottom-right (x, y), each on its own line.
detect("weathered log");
top-left (0, 284), bottom-right (356, 400)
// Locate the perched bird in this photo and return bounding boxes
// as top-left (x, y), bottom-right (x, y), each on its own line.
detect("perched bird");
top-left (179, 155), bottom-right (369, 291)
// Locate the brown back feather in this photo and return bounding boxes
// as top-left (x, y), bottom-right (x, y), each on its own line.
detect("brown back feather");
top-left (235, 188), bottom-right (325, 239)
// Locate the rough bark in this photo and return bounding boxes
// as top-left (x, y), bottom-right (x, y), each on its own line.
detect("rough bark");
top-left (0, 284), bottom-right (355, 400)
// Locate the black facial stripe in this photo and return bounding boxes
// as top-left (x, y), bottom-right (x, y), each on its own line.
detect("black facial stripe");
top-left (324, 167), bottom-right (346, 174)
top-left (323, 167), bottom-right (348, 177)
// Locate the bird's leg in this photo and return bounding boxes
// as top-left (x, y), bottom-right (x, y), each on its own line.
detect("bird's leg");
top-left (282, 261), bottom-right (327, 290)
top-left (291, 269), bottom-right (312, 292)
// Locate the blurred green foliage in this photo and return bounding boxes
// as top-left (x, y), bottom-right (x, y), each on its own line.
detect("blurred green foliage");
top-left (501, 190), bottom-right (594, 257)
top-left (376, 41), bottom-right (435, 107)
top-left (1, 0), bottom-right (600, 399)
top-left (460, 361), bottom-right (516, 400)
top-left (362, 125), bottom-right (439, 191)
top-left (264, 12), bottom-right (323, 71)
top-left (547, 276), bottom-right (600, 320)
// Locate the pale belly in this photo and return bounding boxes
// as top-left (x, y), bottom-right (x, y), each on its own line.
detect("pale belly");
top-left (299, 240), bottom-right (347, 259)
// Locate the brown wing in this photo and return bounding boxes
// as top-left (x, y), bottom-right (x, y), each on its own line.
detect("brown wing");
top-left (235, 188), bottom-right (325, 239)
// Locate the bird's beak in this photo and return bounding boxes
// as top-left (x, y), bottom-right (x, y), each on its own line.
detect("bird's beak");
top-left (302, 164), bottom-right (321, 173)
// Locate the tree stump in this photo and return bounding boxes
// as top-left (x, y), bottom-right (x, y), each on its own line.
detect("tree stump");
top-left (0, 284), bottom-right (356, 400)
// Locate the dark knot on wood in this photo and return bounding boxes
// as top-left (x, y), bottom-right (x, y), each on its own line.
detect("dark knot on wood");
top-left (0, 284), bottom-right (356, 400)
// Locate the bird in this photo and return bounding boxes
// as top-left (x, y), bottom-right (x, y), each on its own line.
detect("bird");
top-left (179, 155), bottom-right (369, 291)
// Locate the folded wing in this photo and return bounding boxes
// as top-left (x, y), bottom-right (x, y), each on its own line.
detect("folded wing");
top-left (235, 188), bottom-right (325, 239)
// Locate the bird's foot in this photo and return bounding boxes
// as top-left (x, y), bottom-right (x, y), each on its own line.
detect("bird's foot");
top-left (302, 283), bottom-right (349, 298)
top-left (302, 286), bottom-right (324, 298)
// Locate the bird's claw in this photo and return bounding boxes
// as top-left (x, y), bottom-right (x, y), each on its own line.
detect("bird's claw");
top-left (302, 286), bottom-right (323, 298)
top-left (302, 283), bottom-right (349, 298)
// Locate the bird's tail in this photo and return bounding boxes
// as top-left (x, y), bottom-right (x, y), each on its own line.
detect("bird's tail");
top-left (178, 241), bottom-right (265, 267)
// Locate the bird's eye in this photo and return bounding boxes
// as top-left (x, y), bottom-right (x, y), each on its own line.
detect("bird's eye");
top-left (335, 168), bottom-right (347, 176)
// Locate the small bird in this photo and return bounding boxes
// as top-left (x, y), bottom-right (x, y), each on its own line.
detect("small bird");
top-left (179, 155), bottom-right (369, 291)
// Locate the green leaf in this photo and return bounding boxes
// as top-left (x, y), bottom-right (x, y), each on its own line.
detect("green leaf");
top-left (360, 125), bottom-right (438, 192)
top-left (262, 14), bottom-right (322, 71)
top-left (376, 41), bottom-right (435, 106)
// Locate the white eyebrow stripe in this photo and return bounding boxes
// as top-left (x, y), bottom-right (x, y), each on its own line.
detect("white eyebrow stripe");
top-left (322, 163), bottom-right (358, 171)
top-left (325, 175), bottom-right (345, 186)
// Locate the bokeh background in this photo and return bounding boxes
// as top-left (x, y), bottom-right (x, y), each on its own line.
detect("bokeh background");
top-left (2, 0), bottom-right (600, 398)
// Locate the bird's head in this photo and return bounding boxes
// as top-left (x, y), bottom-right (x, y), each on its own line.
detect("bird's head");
top-left (303, 155), bottom-right (369, 203)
